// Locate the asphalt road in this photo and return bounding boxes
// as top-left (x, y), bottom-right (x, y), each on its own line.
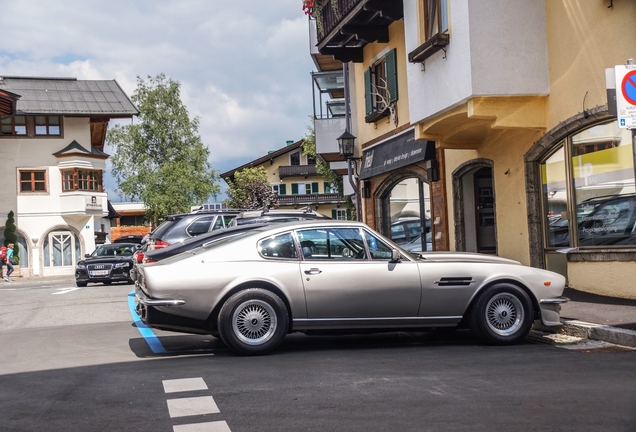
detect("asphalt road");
top-left (0, 280), bottom-right (635, 432)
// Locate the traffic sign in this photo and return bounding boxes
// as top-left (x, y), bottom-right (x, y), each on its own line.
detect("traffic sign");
top-left (615, 64), bottom-right (636, 129)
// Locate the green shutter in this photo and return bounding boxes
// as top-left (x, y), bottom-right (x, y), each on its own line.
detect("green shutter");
top-left (364, 67), bottom-right (373, 115)
top-left (386, 49), bottom-right (398, 103)
top-left (292, 183), bottom-right (299, 195)
top-left (332, 209), bottom-right (337, 219)
top-left (346, 209), bottom-right (352, 220)
top-left (279, 184), bottom-right (286, 195)
top-left (324, 182), bottom-right (331, 194)
top-left (312, 182), bottom-right (319, 194)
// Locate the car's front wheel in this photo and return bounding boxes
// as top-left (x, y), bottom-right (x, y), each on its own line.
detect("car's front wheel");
top-left (218, 288), bottom-right (288, 355)
top-left (469, 283), bottom-right (533, 345)
top-left (76, 281), bottom-right (87, 287)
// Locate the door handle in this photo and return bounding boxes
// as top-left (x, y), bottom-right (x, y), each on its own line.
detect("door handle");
top-left (304, 268), bottom-right (322, 275)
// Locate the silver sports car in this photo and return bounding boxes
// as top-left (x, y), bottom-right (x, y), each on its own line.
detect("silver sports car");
top-left (135, 220), bottom-right (568, 355)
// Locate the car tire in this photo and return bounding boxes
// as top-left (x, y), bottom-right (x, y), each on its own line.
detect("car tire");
top-left (76, 282), bottom-right (87, 287)
top-left (218, 288), bottom-right (288, 355)
top-left (469, 283), bottom-right (533, 345)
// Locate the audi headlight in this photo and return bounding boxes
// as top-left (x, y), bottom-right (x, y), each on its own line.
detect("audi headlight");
top-left (115, 262), bottom-right (130, 269)
top-left (76, 263), bottom-right (85, 270)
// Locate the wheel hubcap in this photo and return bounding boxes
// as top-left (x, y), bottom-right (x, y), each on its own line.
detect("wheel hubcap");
top-left (485, 293), bottom-right (524, 336)
top-left (232, 299), bottom-right (277, 345)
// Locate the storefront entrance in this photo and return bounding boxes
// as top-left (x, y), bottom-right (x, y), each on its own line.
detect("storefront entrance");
top-left (43, 230), bottom-right (81, 276)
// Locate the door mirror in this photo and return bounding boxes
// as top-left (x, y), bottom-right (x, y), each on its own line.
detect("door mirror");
top-left (390, 249), bottom-right (401, 262)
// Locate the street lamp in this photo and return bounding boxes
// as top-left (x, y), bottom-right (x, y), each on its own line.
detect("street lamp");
top-left (337, 131), bottom-right (361, 221)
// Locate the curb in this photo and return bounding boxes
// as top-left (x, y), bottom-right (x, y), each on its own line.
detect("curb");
top-left (534, 320), bottom-right (636, 348)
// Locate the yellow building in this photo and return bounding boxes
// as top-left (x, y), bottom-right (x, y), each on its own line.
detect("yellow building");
top-left (220, 140), bottom-right (347, 219)
top-left (311, 0), bottom-right (636, 299)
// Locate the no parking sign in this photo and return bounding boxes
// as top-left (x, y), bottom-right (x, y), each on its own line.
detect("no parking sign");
top-left (615, 64), bottom-right (636, 129)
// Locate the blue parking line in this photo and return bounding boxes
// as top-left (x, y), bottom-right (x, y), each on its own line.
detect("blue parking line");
top-left (127, 291), bottom-right (167, 354)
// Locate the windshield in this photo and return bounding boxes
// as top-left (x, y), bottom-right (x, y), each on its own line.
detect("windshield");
top-left (91, 245), bottom-right (136, 257)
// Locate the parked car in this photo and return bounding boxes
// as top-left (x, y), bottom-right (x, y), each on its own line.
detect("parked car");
top-left (146, 210), bottom-right (239, 250)
top-left (113, 235), bottom-right (145, 244)
top-left (75, 243), bottom-right (140, 287)
top-left (228, 206), bottom-right (330, 226)
top-left (142, 223), bottom-right (269, 264)
top-left (390, 217), bottom-right (431, 246)
top-left (135, 220), bottom-right (568, 356)
top-left (402, 231), bottom-right (433, 252)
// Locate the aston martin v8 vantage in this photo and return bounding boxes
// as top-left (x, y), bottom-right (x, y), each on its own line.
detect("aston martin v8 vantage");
top-left (135, 221), bottom-right (567, 355)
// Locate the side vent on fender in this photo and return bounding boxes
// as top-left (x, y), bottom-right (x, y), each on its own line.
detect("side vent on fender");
top-left (434, 277), bottom-right (476, 286)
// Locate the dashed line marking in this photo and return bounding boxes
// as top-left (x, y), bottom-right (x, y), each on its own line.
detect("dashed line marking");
top-left (167, 396), bottom-right (220, 418)
top-left (173, 421), bottom-right (232, 432)
top-left (52, 287), bottom-right (81, 295)
top-left (163, 377), bottom-right (209, 393)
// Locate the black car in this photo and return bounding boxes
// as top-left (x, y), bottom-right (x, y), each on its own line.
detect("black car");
top-left (75, 243), bottom-right (140, 287)
top-left (113, 235), bottom-right (145, 244)
top-left (228, 206), bottom-right (330, 226)
top-left (147, 210), bottom-right (239, 250)
top-left (142, 223), bottom-right (269, 264)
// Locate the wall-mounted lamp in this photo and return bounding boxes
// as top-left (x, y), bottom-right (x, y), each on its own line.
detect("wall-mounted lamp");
top-left (425, 159), bottom-right (440, 182)
top-left (337, 131), bottom-right (362, 220)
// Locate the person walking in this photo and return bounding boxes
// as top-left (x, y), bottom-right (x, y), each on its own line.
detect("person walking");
top-left (5, 243), bottom-right (15, 282)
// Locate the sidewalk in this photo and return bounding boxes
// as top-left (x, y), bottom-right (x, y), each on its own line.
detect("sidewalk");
top-left (4, 275), bottom-right (636, 347)
top-left (534, 287), bottom-right (636, 348)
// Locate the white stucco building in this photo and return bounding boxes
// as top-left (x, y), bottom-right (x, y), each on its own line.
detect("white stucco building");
top-left (0, 76), bottom-right (137, 277)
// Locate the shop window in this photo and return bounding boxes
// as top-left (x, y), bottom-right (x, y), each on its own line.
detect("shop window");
top-left (541, 121), bottom-right (635, 248)
top-left (19, 170), bottom-right (47, 192)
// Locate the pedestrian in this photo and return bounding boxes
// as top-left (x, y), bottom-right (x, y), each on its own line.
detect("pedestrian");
top-left (5, 243), bottom-right (15, 282)
top-left (0, 244), bottom-right (5, 280)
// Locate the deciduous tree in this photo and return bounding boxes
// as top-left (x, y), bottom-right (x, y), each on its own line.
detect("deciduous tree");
top-left (224, 166), bottom-right (278, 209)
top-left (108, 74), bottom-right (220, 226)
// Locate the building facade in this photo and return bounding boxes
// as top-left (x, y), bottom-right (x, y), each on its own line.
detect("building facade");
top-left (221, 140), bottom-right (347, 218)
top-left (0, 76), bottom-right (137, 277)
top-left (310, 0), bottom-right (636, 299)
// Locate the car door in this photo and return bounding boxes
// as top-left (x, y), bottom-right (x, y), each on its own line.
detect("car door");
top-left (297, 227), bottom-right (421, 319)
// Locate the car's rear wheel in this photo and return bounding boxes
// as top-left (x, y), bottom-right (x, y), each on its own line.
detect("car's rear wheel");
top-left (218, 288), bottom-right (288, 355)
top-left (469, 283), bottom-right (533, 345)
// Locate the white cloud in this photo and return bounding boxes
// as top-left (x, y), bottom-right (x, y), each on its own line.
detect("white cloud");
top-left (1, 0), bottom-right (317, 201)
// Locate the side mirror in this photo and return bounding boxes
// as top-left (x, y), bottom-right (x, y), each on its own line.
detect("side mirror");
top-left (84, 254), bottom-right (90, 258)
top-left (390, 249), bottom-right (401, 262)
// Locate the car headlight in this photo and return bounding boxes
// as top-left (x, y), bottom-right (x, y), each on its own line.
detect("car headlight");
top-left (76, 263), bottom-right (85, 270)
top-left (115, 262), bottom-right (131, 269)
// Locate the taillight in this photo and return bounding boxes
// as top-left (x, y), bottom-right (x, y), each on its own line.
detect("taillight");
top-left (143, 257), bottom-right (157, 264)
top-left (148, 239), bottom-right (170, 251)
top-left (135, 252), bottom-right (145, 263)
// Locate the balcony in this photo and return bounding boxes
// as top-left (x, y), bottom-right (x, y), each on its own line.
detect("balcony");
top-left (278, 193), bottom-right (343, 206)
top-left (314, 0), bottom-right (403, 63)
top-left (60, 192), bottom-right (108, 217)
top-left (278, 164), bottom-right (319, 178)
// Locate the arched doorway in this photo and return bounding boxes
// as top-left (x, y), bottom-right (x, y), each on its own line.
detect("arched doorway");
top-left (42, 229), bottom-right (81, 276)
top-left (376, 174), bottom-right (431, 252)
top-left (453, 159), bottom-right (497, 254)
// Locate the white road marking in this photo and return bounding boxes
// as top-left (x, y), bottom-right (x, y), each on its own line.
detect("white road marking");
top-left (52, 288), bottom-right (81, 295)
top-left (163, 377), bottom-right (209, 393)
top-left (173, 421), bottom-right (232, 432)
top-left (167, 396), bottom-right (220, 418)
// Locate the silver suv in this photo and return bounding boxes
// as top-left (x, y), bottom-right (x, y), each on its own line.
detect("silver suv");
top-left (229, 206), bottom-right (330, 226)
top-left (147, 210), bottom-right (239, 250)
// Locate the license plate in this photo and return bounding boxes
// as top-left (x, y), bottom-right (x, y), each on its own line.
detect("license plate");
top-left (90, 270), bottom-right (109, 276)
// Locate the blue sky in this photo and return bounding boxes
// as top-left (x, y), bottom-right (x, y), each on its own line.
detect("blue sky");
top-left (0, 0), bottom-right (316, 202)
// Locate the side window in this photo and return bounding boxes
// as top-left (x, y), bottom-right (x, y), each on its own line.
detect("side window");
top-left (258, 233), bottom-right (297, 259)
top-left (296, 228), bottom-right (366, 260)
top-left (223, 215), bottom-right (235, 227)
top-left (212, 217), bottom-right (225, 231)
top-left (363, 230), bottom-right (394, 260)
top-left (187, 215), bottom-right (215, 236)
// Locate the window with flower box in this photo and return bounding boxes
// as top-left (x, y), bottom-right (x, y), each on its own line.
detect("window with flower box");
top-left (61, 169), bottom-right (103, 192)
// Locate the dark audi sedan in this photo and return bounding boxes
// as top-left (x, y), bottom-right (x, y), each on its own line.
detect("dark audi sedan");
top-left (75, 243), bottom-right (139, 287)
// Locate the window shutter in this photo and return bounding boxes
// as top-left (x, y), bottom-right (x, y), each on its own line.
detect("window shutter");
top-left (292, 183), bottom-right (299, 195)
top-left (312, 182), bottom-right (319, 194)
top-left (386, 49), bottom-right (398, 103)
top-left (332, 209), bottom-right (337, 219)
top-left (324, 182), bottom-right (331, 194)
top-left (364, 67), bottom-right (373, 115)
top-left (280, 184), bottom-right (287, 195)
top-left (346, 209), bottom-right (352, 220)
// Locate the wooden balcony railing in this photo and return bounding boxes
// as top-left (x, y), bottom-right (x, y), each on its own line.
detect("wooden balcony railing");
top-left (278, 193), bottom-right (343, 205)
top-left (278, 164), bottom-right (318, 178)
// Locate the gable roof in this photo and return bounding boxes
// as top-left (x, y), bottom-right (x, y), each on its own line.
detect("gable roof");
top-left (220, 140), bottom-right (304, 180)
top-left (0, 76), bottom-right (138, 117)
top-left (53, 140), bottom-right (109, 159)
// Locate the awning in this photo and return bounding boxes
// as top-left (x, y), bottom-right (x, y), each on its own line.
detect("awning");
top-left (359, 130), bottom-right (435, 180)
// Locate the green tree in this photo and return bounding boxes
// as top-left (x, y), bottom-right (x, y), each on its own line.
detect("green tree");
top-left (3, 210), bottom-right (19, 263)
top-left (107, 74), bottom-right (220, 226)
top-left (224, 166), bottom-right (279, 209)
